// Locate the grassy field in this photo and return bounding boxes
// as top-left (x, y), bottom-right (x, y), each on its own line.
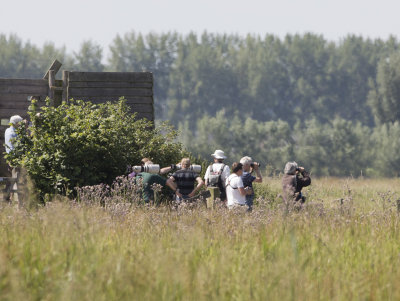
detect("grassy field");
top-left (1, 177), bottom-right (400, 300)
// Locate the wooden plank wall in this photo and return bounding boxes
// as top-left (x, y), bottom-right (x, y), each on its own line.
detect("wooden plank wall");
top-left (0, 78), bottom-right (49, 176)
top-left (64, 72), bottom-right (154, 121)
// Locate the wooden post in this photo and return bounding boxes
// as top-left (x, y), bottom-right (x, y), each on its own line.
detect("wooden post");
top-left (206, 187), bottom-right (220, 209)
top-left (62, 71), bottom-right (69, 102)
top-left (48, 70), bottom-right (55, 104)
top-left (43, 59), bottom-right (62, 80)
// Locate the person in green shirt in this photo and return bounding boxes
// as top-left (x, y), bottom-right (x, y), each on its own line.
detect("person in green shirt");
top-left (135, 161), bottom-right (177, 203)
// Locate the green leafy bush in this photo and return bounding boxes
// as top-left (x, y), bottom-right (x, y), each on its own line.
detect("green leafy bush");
top-left (6, 98), bottom-right (184, 199)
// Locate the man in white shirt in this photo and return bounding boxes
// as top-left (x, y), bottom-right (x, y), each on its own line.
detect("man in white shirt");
top-left (4, 115), bottom-right (23, 202)
top-left (4, 115), bottom-right (23, 154)
top-left (204, 149), bottom-right (230, 202)
top-left (225, 162), bottom-right (252, 209)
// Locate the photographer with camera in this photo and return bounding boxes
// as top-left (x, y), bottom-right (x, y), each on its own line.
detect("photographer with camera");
top-left (204, 150), bottom-right (230, 203)
top-left (169, 158), bottom-right (204, 202)
top-left (282, 161), bottom-right (311, 204)
top-left (133, 160), bottom-right (177, 203)
top-left (128, 157), bottom-right (176, 179)
top-left (239, 156), bottom-right (263, 211)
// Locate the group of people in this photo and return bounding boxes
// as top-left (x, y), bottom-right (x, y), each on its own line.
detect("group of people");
top-left (129, 149), bottom-right (311, 211)
top-left (4, 114), bottom-right (311, 209)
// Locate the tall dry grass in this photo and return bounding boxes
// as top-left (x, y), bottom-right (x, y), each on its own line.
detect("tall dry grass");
top-left (1, 177), bottom-right (400, 300)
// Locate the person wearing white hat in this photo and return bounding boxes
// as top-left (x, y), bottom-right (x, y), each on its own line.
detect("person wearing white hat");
top-left (4, 115), bottom-right (24, 202)
top-left (204, 149), bottom-right (230, 202)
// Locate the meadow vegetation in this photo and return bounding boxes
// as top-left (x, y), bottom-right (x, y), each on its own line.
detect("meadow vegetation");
top-left (1, 177), bottom-right (400, 300)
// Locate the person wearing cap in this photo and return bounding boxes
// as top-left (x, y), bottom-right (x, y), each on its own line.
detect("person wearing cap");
top-left (282, 161), bottom-right (311, 204)
top-left (4, 115), bottom-right (24, 202)
top-left (169, 158), bottom-right (204, 202)
top-left (204, 149), bottom-right (231, 202)
top-left (240, 156), bottom-right (263, 211)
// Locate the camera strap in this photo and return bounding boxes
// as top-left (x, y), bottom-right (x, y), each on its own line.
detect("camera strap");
top-left (225, 175), bottom-right (239, 189)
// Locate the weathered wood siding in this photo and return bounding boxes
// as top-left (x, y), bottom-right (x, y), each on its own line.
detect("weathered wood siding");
top-left (0, 79), bottom-right (48, 176)
top-left (64, 71), bottom-right (154, 121)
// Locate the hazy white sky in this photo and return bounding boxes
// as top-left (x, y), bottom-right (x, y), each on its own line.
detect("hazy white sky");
top-left (1, 0), bottom-right (399, 60)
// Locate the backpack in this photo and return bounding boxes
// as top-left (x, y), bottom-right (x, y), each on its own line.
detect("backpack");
top-left (207, 164), bottom-right (225, 187)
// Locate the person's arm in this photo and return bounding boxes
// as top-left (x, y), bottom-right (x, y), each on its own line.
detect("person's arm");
top-left (238, 187), bottom-right (247, 196)
top-left (168, 176), bottom-right (182, 198)
top-left (160, 165), bottom-right (174, 175)
top-left (222, 165), bottom-right (230, 182)
top-left (204, 166), bottom-right (211, 186)
top-left (297, 168), bottom-right (311, 188)
top-left (166, 178), bottom-right (177, 191)
top-left (4, 128), bottom-right (12, 153)
top-left (188, 177), bottom-right (205, 197)
top-left (234, 177), bottom-right (250, 196)
top-left (253, 164), bottom-right (263, 183)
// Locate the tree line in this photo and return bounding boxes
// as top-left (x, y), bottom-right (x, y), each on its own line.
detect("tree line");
top-left (1, 32), bottom-right (400, 177)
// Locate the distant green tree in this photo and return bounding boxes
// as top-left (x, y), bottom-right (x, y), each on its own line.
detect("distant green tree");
top-left (368, 52), bottom-right (400, 124)
top-left (371, 122), bottom-right (400, 176)
top-left (108, 32), bottom-right (178, 119)
top-left (295, 118), bottom-right (372, 176)
top-left (0, 34), bottom-right (73, 78)
top-left (167, 33), bottom-right (238, 129)
top-left (73, 40), bottom-right (104, 71)
top-left (179, 110), bottom-right (294, 173)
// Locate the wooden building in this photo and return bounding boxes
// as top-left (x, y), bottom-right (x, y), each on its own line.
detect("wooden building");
top-left (0, 60), bottom-right (154, 176)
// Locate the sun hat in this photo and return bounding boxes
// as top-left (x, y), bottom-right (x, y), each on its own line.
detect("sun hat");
top-left (211, 150), bottom-right (227, 159)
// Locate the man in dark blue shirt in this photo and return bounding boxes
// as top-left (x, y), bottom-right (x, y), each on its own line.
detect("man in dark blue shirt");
top-left (170, 158), bottom-right (204, 201)
top-left (240, 156), bottom-right (263, 211)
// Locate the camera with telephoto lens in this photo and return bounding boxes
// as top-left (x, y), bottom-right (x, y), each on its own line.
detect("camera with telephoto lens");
top-left (131, 164), bottom-right (160, 174)
top-left (176, 164), bottom-right (202, 173)
top-left (250, 162), bottom-right (261, 168)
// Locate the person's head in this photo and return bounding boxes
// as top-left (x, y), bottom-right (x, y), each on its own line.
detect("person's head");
top-left (284, 161), bottom-right (298, 175)
top-left (211, 149), bottom-right (226, 163)
top-left (240, 156), bottom-right (253, 172)
top-left (180, 158), bottom-right (191, 169)
top-left (9, 115), bottom-right (23, 127)
top-left (141, 158), bottom-right (152, 166)
top-left (232, 162), bottom-right (243, 175)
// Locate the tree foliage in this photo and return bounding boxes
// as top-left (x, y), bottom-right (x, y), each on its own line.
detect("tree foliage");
top-left (368, 52), bottom-right (400, 124)
top-left (6, 99), bottom-right (184, 198)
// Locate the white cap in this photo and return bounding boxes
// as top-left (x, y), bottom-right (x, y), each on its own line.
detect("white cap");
top-left (211, 150), bottom-right (227, 159)
top-left (9, 115), bottom-right (23, 125)
top-left (240, 156), bottom-right (253, 165)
